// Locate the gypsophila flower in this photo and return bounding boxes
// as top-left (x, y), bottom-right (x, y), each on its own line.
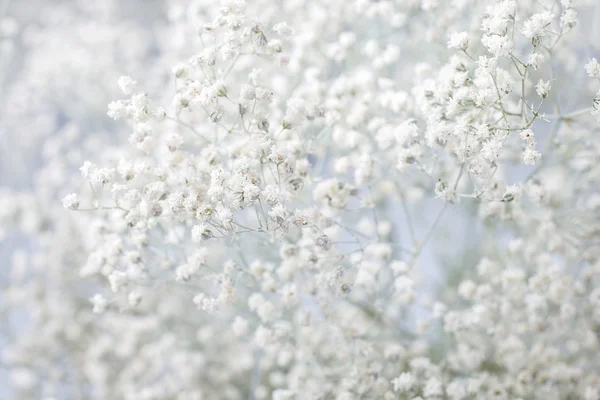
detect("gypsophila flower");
top-left (423, 377), bottom-right (444, 398)
top-left (481, 34), bottom-right (512, 57)
top-left (561, 9), bottom-right (577, 29)
top-left (6, 0), bottom-right (600, 398)
top-left (392, 372), bottom-right (415, 393)
top-left (108, 270), bottom-right (127, 292)
top-left (523, 147), bottom-right (542, 165)
top-left (191, 224), bottom-right (213, 242)
top-left (536, 79), bottom-right (551, 98)
top-left (61, 193), bottom-right (79, 210)
top-left (448, 32), bottom-right (469, 51)
top-left (585, 58), bottom-right (600, 78)
top-left (528, 52), bottom-right (544, 70)
top-left (523, 12), bottom-right (554, 40)
top-left (89, 294), bottom-right (108, 314)
top-left (117, 76), bottom-right (137, 95)
top-left (128, 291), bottom-right (142, 307)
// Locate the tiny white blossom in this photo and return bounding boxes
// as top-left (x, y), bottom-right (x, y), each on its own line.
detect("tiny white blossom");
top-left (528, 53), bottom-right (544, 70)
top-left (585, 58), bottom-right (600, 78)
top-left (62, 193), bottom-right (79, 210)
top-left (561, 9), bottom-right (577, 29)
top-left (108, 271), bottom-right (127, 292)
top-left (536, 79), bottom-right (551, 98)
top-left (523, 12), bottom-right (554, 39)
top-left (448, 32), bottom-right (469, 51)
top-left (90, 294), bottom-right (108, 313)
top-left (392, 372), bottom-right (415, 393)
top-left (191, 224), bottom-right (213, 242)
top-left (117, 76), bottom-right (137, 95)
top-left (523, 147), bottom-right (542, 165)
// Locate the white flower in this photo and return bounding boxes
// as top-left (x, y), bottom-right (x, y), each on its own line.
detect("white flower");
top-left (481, 34), bottom-right (512, 57)
top-left (128, 291), bottom-right (142, 307)
top-left (523, 147), bottom-right (542, 165)
top-left (536, 79), bottom-right (551, 98)
top-left (172, 62), bottom-right (189, 78)
top-left (108, 271), bottom-right (127, 292)
top-left (585, 58), bottom-right (600, 78)
top-left (79, 161), bottom-right (96, 178)
top-left (528, 53), bottom-right (544, 70)
top-left (62, 193), bottom-right (79, 210)
top-left (523, 12), bottom-right (554, 39)
top-left (117, 76), bottom-right (137, 95)
top-left (232, 316), bottom-right (249, 337)
top-left (561, 9), bottom-right (577, 29)
top-left (520, 129), bottom-right (535, 145)
top-left (291, 209), bottom-right (309, 226)
top-left (423, 377), bottom-right (444, 397)
top-left (392, 372), bottom-right (415, 393)
top-left (394, 276), bottom-right (414, 305)
top-left (191, 224), bottom-right (213, 242)
top-left (107, 100), bottom-right (128, 120)
top-left (90, 294), bottom-right (108, 313)
top-left (481, 139), bottom-right (503, 162)
top-left (448, 32), bottom-right (469, 51)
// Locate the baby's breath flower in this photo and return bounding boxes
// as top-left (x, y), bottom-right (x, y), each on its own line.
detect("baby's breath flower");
top-left (528, 52), bottom-right (544, 70)
top-left (62, 193), bottom-right (79, 210)
top-left (585, 58), bottom-right (600, 78)
top-left (8, 0), bottom-right (600, 398)
top-left (191, 224), bottom-right (213, 242)
top-left (523, 12), bottom-right (554, 40)
top-left (536, 79), bottom-right (551, 98)
top-left (117, 76), bottom-right (137, 95)
top-left (448, 31), bottom-right (469, 51)
top-left (89, 294), bottom-right (108, 314)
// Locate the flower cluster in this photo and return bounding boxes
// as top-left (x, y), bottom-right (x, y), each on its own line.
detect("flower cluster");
top-left (2, 0), bottom-right (600, 399)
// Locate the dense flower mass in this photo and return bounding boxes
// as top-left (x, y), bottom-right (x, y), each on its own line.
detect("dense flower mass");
top-left (1, 0), bottom-right (600, 399)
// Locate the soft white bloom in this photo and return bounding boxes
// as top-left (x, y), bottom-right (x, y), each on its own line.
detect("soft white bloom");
top-left (561, 9), bottom-right (577, 29)
top-left (117, 76), bottom-right (137, 95)
top-left (394, 276), bottom-right (414, 305)
top-left (423, 377), bottom-right (444, 397)
top-left (128, 291), bottom-right (142, 307)
top-left (6, 1), bottom-right (600, 398)
top-left (448, 32), bottom-right (469, 51)
top-left (523, 147), bottom-right (542, 165)
top-left (89, 294), bottom-right (108, 314)
top-left (536, 79), bottom-right (551, 98)
top-left (392, 372), bottom-right (415, 393)
top-left (481, 34), bottom-right (512, 57)
top-left (108, 270), bottom-right (127, 292)
top-left (62, 193), bottom-right (79, 210)
top-left (191, 224), bottom-right (213, 242)
top-left (585, 58), bottom-right (600, 78)
top-left (528, 53), bottom-right (544, 70)
top-left (523, 12), bottom-right (554, 39)
top-left (232, 316), bottom-right (249, 337)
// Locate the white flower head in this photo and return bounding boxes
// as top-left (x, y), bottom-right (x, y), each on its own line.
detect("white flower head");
top-left (117, 76), bottom-right (137, 95)
top-left (62, 193), bottom-right (80, 210)
top-left (448, 31), bottom-right (469, 51)
top-left (536, 79), bottom-right (551, 98)
top-left (585, 58), bottom-right (600, 78)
